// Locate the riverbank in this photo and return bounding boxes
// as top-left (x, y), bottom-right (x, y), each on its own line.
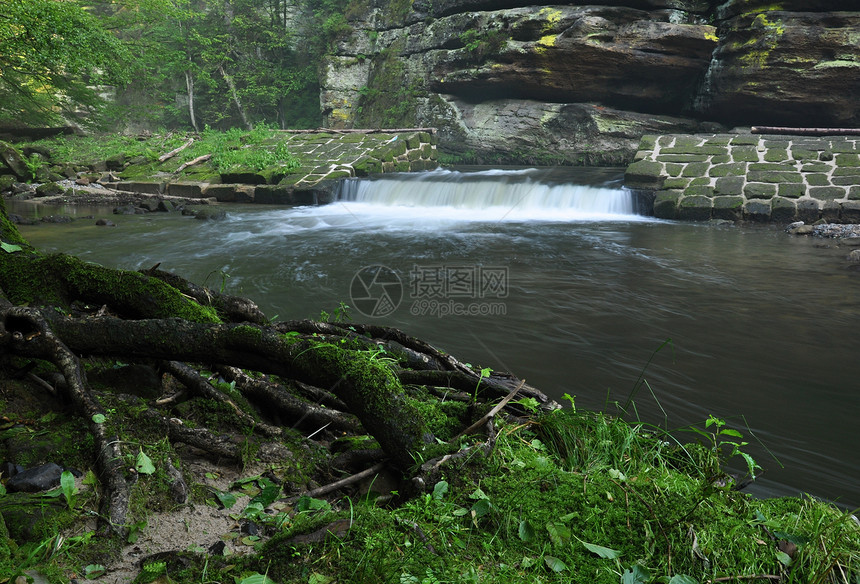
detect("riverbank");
top-left (625, 132), bottom-right (860, 223)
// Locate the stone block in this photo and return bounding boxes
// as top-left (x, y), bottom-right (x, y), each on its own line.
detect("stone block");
top-left (849, 186), bottom-right (860, 200)
top-left (841, 200), bottom-right (860, 223)
top-left (834, 167), bottom-right (860, 176)
top-left (747, 170), bottom-right (802, 183)
top-left (744, 199), bottom-right (772, 221)
top-left (665, 163), bottom-right (684, 177)
top-left (791, 148), bottom-right (819, 161)
top-left (749, 163), bottom-right (796, 172)
top-left (778, 183), bottom-right (806, 198)
top-left (705, 136), bottom-right (732, 145)
top-left (205, 184), bottom-right (239, 202)
top-left (744, 183), bottom-right (776, 199)
top-left (624, 160), bottom-right (665, 189)
top-left (809, 186), bottom-right (846, 200)
top-left (684, 185), bottom-right (715, 197)
top-left (764, 149), bottom-right (789, 162)
top-left (804, 173), bottom-right (831, 186)
top-left (657, 136), bottom-right (675, 147)
top-left (710, 163), bottom-right (747, 177)
top-left (832, 175), bottom-right (860, 186)
top-left (797, 198), bottom-right (820, 223)
top-left (657, 154), bottom-right (710, 163)
top-left (254, 185), bottom-right (296, 204)
top-left (653, 190), bottom-right (682, 219)
top-left (681, 162), bottom-right (710, 177)
top-left (663, 177), bottom-right (690, 189)
top-left (731, 146), bottom-right (759, 162)
top-left (662, 145), bottom-right (728, 156)
top-left (674, 135), bottom-right (702, 148)
top-left (714, 176), bottom-right (745, 196)
top-left (771, 196), bottom-right (797, 222)
top-left (678, 195), bottom-right (713, 221)
top-left (731, 135), bottom-right (759, 145)
top-left (835, 153), bottom-right (860, 167)
top-left (711, 155), bottom-right (731, 164)
top-left (405, 133), bottom-right (421, 149)
top-left (821, 200), bottom-right (841, 222)
top-left (167, 181), bottom-right (209, 198)
top-left (801, 163), bottom-right (832, 173)
top-left (819, 151), bottom-right (834, 161)
top-left (712, 196), bottom-right (745, 221)
top-left (115, 181), bottom-right (164, 194)
top-left (689, 177), bottom-right (711, 186)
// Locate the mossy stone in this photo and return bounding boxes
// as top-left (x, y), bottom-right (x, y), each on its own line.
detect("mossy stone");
top-left (681, 162), bottom-right (710, 177)
top-left (653, 190), bottom-right (682, 219)
top-left (744, 183), bottom-right (776, 199)
top-left (778, 183), bottom-right (806, 198)
top-left (731, 146), bottom-right (759, 162)
top-left (678, 195), bottom-right (713, 221)
top-left (664, 163), bottom-right (684, 177)
top-left (714, 176), bottom-right (744, 196)
top-left (712, 195), bottom-right (745, 221)
top-left (710, 163), bottom-right (747, 177)
top-left (744, 199), bottom-right (772, 221)
top-left (809, 186), bottom-right (846, 200)
top-left (771, 196), bottom-right (797, 222)
top-left (731, 135), bottom-right (760, 145)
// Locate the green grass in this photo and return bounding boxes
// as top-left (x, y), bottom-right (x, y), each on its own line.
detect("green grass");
top-left (245, 410), bottom-right (860, 583)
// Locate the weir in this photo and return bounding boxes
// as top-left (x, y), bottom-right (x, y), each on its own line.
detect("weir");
top-left (335, 168), bottom-right (648, 221)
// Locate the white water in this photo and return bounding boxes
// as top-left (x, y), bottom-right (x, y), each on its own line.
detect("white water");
top-left (334, 168), bottom-right (646, 223)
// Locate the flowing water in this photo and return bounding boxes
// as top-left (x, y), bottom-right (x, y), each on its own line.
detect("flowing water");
top-left (12, 168), bottom-right (860, 507)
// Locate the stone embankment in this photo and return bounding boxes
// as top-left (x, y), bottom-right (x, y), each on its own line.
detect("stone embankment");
top-left (112, 130), bottom-right (438, 205)
top-left (625, 133), bottom-right (860, 223)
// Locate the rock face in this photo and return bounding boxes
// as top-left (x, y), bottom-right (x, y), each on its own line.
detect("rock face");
top-left (321, 0), bottom-right (859, 163)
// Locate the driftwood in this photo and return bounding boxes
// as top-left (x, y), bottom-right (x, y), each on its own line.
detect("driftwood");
top-left (277, 127), bottom-right (437, 135)
top-left (159, 138), bottom-right (194, 162)
top-left (176, 153), bottom-right (211, 172)
top-left (751, 126), bottom-right (860, 136)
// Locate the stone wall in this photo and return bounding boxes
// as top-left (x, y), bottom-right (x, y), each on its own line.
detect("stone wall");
top-left (108, 130), bottom-right (438, 205)
top-left (624, 133), bottom-right (860, 223)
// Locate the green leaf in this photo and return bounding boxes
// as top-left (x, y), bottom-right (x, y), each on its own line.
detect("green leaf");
top-left (0, 242), bottom-right (22, 253)
top-left (471, 498), bottom-right (491, 519)
top-left (518, 520), bottom-right (535, 542)
top-left (581, 540), bottom-right (622, 559)
top-left (61, 470), bottom-right (77, 508)
top-left (296, 496), bottom-right (330, 513)
top-left (668, 575), bottom-right (699, 584)
top-left (622, 565), bottom-right (651, 584)
top-left (776, 551), bottom-right (792, 566)
top-left (238, 573), bottom-right (277, 584)
top-left (308, 573), bottom-right (334, 584)
top-left (216, 490), bottom-right (238, 509)
top-left (136, 449), bottom-right (156, 475)
top-left (91, 413), bottom-right (106, 424)
top-left (546, 522), bottom-right (571, 548)
top-left (543, 555), bottom-right (567, 573)
top-left (719, 428), bottom-right (743, 438)
top-left (432, 480), bottom-right (449, 500)
top-left (85, 564), bottom-right (106, 579)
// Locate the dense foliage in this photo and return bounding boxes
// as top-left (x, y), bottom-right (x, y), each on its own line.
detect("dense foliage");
top-left (0, 0), bottom-right (131, 126)
top-left (0, 0), bottom-right (352, 131)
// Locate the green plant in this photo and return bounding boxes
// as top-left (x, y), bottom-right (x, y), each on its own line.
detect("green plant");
top-left (22, 154), bottom-right (44, 180)
top-left (60, 470), bottom-right (77, 510)
top-left (690, 415), bottom-right (762, 481)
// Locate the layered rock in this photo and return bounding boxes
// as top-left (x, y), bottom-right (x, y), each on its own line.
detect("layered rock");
top-left (322, 0), bottom-right (859, 164)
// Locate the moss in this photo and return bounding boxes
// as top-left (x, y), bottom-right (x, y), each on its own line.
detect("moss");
top-left (0, 253), bottom-right (220, 323)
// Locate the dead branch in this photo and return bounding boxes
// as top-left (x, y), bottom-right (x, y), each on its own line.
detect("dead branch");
top-left (751, 126), bottom-right (860, 136)
top-left (176, 154), bottom-right (211, 173)
top-left (451, 380), bottom-right (524, 440)
top-left (159, 138), bottom-right (194, 162)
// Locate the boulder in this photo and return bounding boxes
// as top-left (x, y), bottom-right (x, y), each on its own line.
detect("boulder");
top-left (6, 463), bottom-right (63, 493)
top-left (0, 141), bottom-right (30, 180)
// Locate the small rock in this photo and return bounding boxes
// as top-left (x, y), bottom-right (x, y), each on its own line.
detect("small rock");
top-left (157, 200), bottom-right (177, 212)
top-left (40, 215), bottom-right (73, 224)
top-left (113, 204), bottom-right (137, 215)
top-left (34, 182), bottom-right (64, 197)
top-left (848, 250), bottom-right (860, 263)
top-left (75, 176), bottom-right (90, 185)
top-left (6, 462), bottom-right (63, 493)
top-left (193, 209), bottom-right (227, 221)
top-left (95, 219), bottom-right (116, 227)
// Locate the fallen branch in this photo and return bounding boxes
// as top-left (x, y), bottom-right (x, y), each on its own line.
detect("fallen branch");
top-left (706, 576), bottom-right (781, 583)
top-left (159, 138), bottom-right (194, 162)
top-left (176, 153), bottom-right (211, 173)
top-left (451, 380), bottom-right (524, 440)
top-left (751, 126), bottom-right (860, 136)
top-left (301, 461), bottom-right (387, 499)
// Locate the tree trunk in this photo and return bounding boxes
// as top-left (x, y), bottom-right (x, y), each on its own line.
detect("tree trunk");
top-left (185, 69), bottom-right (199, 132)
top-left (220, 65), bottom-right (251, 130)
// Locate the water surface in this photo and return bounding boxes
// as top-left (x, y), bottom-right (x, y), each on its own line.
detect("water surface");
top-left (13, 168), bottom-right (860, 506)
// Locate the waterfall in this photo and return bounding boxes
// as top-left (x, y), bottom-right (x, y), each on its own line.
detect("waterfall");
top-left (334, 168), bottom-right (643, 221)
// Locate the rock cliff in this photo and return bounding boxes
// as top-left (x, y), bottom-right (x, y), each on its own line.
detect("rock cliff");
top-left (321, 0), bottom-right (859, 164)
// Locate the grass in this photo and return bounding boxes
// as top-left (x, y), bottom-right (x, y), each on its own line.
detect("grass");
top-left (244, 410), bottom-right (860, 584)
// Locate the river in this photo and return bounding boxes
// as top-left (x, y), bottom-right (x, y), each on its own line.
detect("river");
top-left (12, 167), bottom-right (860, 507)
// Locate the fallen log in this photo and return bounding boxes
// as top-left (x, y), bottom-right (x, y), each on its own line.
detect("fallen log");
top-left (159, 138), bottom-right (194, 162)
top-left (751, 126), bottom-right (860, 136)
top-left (176, 153), bottom-right (211, 172)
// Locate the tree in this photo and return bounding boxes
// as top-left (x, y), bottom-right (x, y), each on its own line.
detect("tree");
top-left (0, 0), bottom-right (131, 127)
top-left (0, 194), bottom-right (552, 536)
